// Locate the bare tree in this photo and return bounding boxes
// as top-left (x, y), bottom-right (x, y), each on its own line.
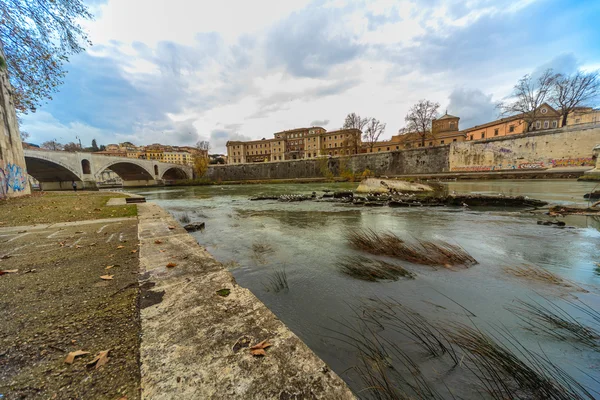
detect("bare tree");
top-left (0, 0), bottom-right (93, 113)
top-left (41, 140), bottom-right (63, 151)
top-left (341, 130), bottom-right (361, 155)
top-left (196, 140), bottom-right (210, 152)
top-left (405, 100), bottom-right (440, 147)
top-left (550, 71), bottom-right (600, 127)
top-left (363, 118), bottom-right (386, 151)
top-left (498, 69), bottom-right (558, 131)
top-left (20, 130), bottom-right (30, 142)
top-left (63, 142), bottom-right (79, 152)
top-left (343, 112), bottom-right (369, 131)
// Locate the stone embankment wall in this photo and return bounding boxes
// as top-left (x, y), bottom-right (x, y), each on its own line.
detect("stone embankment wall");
top-left (449, 124), bottom-right (600, 172)
top-left (207, 146), bottom-right (450, 181)
top-left (207, 124), bottom-right (599, 182)
top-left (0, 48), bottom-right (30, 198)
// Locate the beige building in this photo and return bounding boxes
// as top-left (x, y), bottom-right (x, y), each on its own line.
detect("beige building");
top-left (566, 107), bottom-right (600, 126)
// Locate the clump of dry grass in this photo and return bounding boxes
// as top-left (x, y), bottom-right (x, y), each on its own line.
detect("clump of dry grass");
top-left (347, 229), bottom-right (477, 268)
top-left (506, 297), bottom-right (600, 348)
top-left (264, 269), bottom-right (288, 293)
top-left (504, 265), bottom-right (587, 291)
top-left (337, 255), bottom-right (415, 282)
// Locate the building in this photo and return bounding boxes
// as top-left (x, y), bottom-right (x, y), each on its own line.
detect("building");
top-left (97, 142), bottom-right (207, 166)
top-left (566, 107), bottom-right (600, 126)
top-left (226, 127), bottom-right (362, 164)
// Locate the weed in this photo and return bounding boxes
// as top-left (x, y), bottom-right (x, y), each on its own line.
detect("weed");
top-left (337, 255), bottom-right (415, 281)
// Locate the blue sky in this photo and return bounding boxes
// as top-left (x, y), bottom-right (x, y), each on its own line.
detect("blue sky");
top-left (20, 0), bottom-right (600, 153)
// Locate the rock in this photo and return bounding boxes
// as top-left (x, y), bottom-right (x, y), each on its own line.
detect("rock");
top-left (321, 193), bottom-right (334, 198)
top-left (583, 191), bottom-right (600, 200)
top-left (333, 191), bottom-right (353, 199)
top-left (184, 222), bottom-right (205, 232)
top-left (356, 178), bottom-right (434, 194)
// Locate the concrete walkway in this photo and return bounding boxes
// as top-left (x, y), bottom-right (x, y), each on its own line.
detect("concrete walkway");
top-left (137, 203), bottom-right (355, 399)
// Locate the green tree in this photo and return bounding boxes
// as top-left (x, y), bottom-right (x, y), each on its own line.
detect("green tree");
top-left (0, 0), bottom-right (93, 113)
top-left (91, 138), bottom-right (99, 152)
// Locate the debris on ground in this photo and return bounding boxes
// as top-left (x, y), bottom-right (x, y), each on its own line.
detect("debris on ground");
top-left (87, 350), bottom-right (110, 369)
top-left (249, 340), bottom-right (272, 356)
top-left (64, 350), bottom-right (90, 364)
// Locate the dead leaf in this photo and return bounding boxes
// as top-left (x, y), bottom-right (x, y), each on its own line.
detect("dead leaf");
top-left (250, 348), bottom-right (266, 356)
top-left (75, 245), bottom-right (83, 249)
top-left (250, 340), bottom-right (272, 350)
top-left (87, 350), bottom-right (110, 369)
top-left (116, 245), bottom-right (125, 249)
top-left (75, 231), bottom-right (84, 234)
top-left (168, 226), bottom-right (176, 230)
top-left (64, 350), bottom-right (90, 364)
top-left (131, 250), bottom-right (137, 254)
top-left (89, 243), bottom-right (97, 246)
top-left (105, 265), bottom-right (114, 270)
top-left (0, 269), bottom-right (18, 275)
top-left (159, 249), bottom-right (166, 253)
top-left (154, 240), bottom-right (163, 244)
top-left (100, 275), bottom-right (114, 280)
top-left (166, 262), bottom-right (177, 268)
top-left (59, 241), bottom-right (66, 247)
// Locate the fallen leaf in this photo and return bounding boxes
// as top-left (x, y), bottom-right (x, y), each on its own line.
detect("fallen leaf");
top-left (250, 340), bottom-right (272, 350)
top-left (59, 241), bottom-right (66, 247)
top-left (166, 262), bottom-right (177, 268)
top-left (105, 265), bottom-right (114, 270)
top-left (159, 249), bottom-right (166, 253)
top-left (0, 269), bottom-right (18, 275)
top-left (168, 226), bottom-right (176, 230)
top-left (250, 348), bottom-right (266, 356)
top-left (131, 250), bottom-right (137, 254)
top-left (75, 245), bottom-right (83, 249)
top-left (100, 275), bottom-right (114, 280)
top-left (64, 350), bottom-right (90, 364)
top-left (116, 245), bottom-right (125, 249)
top-left (89, 243), bottom-right (97, 246)
top-left (154, 240), bottom-right (163, 244)
top-left (87, 350), bottom-right (110, 369)
top-left (75, 231), bottom-right (84, 234)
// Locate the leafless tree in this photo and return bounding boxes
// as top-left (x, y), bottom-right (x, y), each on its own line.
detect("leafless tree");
top-left (363, 118), bottom-right (386, 151)
top-left (343, 112), bottom-right (369, 131)
top-left (341, 130), bottom-right (361, 155)
top-left (405, 100), bottom-right (440, 147)
top-left (196, 140), bottom-right (210, 152)
top-left (41, 140), bottom-right (63, 151)
top-left (550, 70), bottom-right (600, 127)
top-left (498, 69), bottom-right (558, 131)
top-left (0, 0), bottom-right (93, 113)
top-left (63, 142), bottom-right (79, 152)
top-left (19, 130), bottom-right (30, 142)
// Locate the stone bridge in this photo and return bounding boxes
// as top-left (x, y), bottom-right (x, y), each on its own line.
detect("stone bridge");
top-left (24, 149), bottom-right (193, 190)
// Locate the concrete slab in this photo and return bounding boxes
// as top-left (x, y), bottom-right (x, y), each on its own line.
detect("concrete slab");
top-left (137, 203), bottom-right (355, 399)
top-left (106, 197), bottom-right (127, 206)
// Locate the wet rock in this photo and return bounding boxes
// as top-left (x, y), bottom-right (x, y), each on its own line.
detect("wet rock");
top-left (364, 202), bottom-right (386, 207)
top-left (583, 191), bottom-right (600, 200)
top-left (445, 195), bottom-right (547, 208)
top-left (356, 178), bottom-right (434, 194)
top-left (321, 193), bottom-right (334, 198)
top-left (279, 194), bottom-right (312, 202)
top-left (250, 196), bottom-right (279, 201)
top-left (333, 191), bottom-right (353, 199)
top-left (184, 222), bottom-right (205, 232)
top-left (537, 220), bottom-right (566, 227)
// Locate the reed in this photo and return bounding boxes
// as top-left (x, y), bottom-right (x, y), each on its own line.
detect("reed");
top-left (178, 212), bottom-right (191, 223)
top-left (337, 255), bottom-right (415, 281)
top-left (504, 264), bottom-right (587, 291)
top-left (347, 229), bottom-right (477, 267)
top-left (265, 268), bottom-right (288, 293)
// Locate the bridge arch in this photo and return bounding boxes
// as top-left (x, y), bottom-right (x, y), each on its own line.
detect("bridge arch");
top-left (161, 166), bottom-right (191, 180)
top-left (24, 155), bottom-right (81, 182)
top-left (81, 159), bottom-right (91, 174)
top-left (94, 160), bottom-right (155, 182)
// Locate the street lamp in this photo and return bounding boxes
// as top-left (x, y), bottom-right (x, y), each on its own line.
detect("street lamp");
top-left (75, 135), bottom-right (82, 150)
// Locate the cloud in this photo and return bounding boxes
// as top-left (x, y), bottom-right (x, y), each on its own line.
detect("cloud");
top-left (532, 53), bottom-right (579, 79)
top-left (265, 3), bottom-right (364, 77)
top-left (209, 129), bottom-right (252, 153)
top-left (310, 119), bottom-right (329, 126)
top-left (446, 88), bottom-right (497, 130)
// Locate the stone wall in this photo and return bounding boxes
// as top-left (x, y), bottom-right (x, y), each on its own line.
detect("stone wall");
top-left (449, 124), bottom-right (600, 172)
top-left (207, 146), bottom-right (450, 181)
top-left (0, 48), bottom-right (30, 198)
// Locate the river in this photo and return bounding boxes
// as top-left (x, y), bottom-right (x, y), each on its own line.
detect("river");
top-left (130, 180), bottom-right (600, 399)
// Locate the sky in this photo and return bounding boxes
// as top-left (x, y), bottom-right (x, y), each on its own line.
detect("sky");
top-left (20, 0), bottom-right (600, 154)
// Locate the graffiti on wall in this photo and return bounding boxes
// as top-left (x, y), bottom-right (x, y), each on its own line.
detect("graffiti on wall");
top-left (518, 162), bottom-right (546, 170)
top-left (550, 158), bottom-right (595, 167)
top-left (0, 163), bottom-right (28, 198)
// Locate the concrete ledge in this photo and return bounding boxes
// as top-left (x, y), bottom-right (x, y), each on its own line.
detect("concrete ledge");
top-left (137, 203), bottom-right (355, 399)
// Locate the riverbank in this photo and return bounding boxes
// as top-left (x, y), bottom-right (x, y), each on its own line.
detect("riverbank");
top-left (0, 193), bottom-right (141, 399)
top-left (0, 192), bottom-right (355, 399)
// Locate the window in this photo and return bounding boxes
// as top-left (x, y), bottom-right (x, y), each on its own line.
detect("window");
top-left (494, 129), bottom-right (499, 136)
top-left (552, 121), bottom-right (557, 128)
top-left (543, 121), bottom-right (549, 129)
top-left (509, 125), bottom-right (515, 133)
top-left (470, 134), bottom-right (474, 140)
top-left (575, 118), bottom-right (581, 123)
top-left (440, 140), bottom-right (445, 144)
top-left (396, 146), bottom-right (399, 150)
top-left (429, 141), bottom-right (433, 146)
top-left (453, 139), bottom-right (457, 142)
top-left (378, 148), bottom-right (381, 152)
top-left (481, 132), bottom-right (485, 139)
top-left (387, 147), bottom-right (390, 151)
top-left (535, 121), bottom-right (541, 129)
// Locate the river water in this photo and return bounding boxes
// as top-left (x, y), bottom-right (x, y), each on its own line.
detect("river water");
top-left (130, 180), bottom-right (600, 399)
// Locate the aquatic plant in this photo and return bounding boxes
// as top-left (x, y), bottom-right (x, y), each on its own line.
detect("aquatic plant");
top-left (252, 242), bottom-right (273, 255)
top-left (265, 269), bottom-right (288, 293)
top-left (346, 229), bottom-right (477, 267)
top-left (178, 212), bottom-right (191, 223)
top-left (337, 255), bottom-right (415, 282)
top-left (503, 264), bottom-right (587, 291)
top-left (506, 297), bottom-right (599, 348)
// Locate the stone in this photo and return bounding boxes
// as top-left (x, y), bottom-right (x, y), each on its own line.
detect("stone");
top-left (333, 191), bottom-right (353, 199)
top-left (183, 222), bottom-right (205, 232)
top-left (356, 178), bottom-right (434, 194)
